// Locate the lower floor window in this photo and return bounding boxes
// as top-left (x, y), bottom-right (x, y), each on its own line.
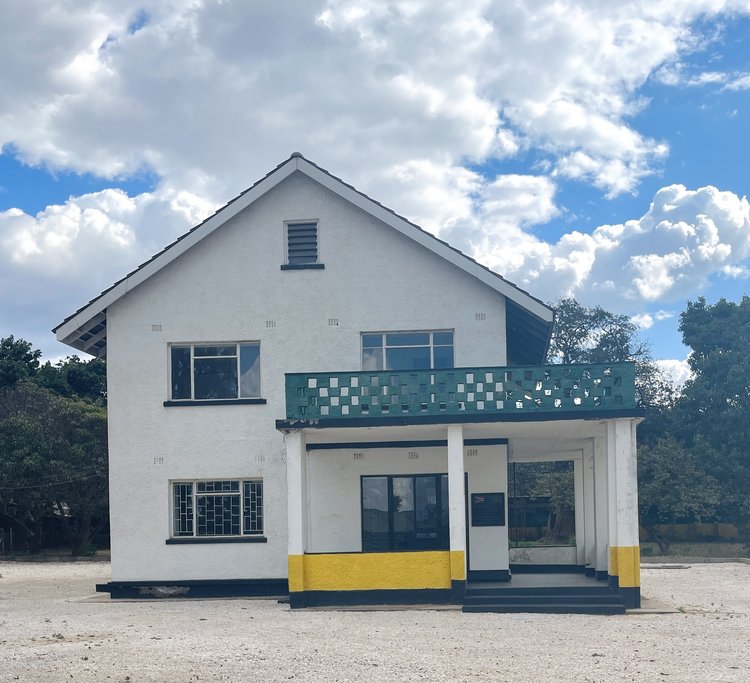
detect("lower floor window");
top-left (172, 479), bottom-right (263, 537)
top-left (361, 474), bottom-right (449, 552)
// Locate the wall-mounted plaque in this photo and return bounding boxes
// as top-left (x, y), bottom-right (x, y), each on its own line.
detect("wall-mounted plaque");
top-left (471, 492), bottom-right (505, 526)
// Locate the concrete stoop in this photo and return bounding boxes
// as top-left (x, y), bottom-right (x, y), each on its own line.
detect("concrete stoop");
top-left (462, 583), bottom-right (626, 615)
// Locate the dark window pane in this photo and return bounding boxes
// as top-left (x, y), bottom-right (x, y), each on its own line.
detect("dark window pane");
top-left (171, 347), bottom-right (192, 399)
top-left (240, 344), bottom-right (261, 397)
top-left (433, 332), bottom-right (453, 346)
top-left (196, 494), bottom-right (241, 536)
top-left (362, 347), bottom-right (383, 371)
top-left (173, 483), bottom-right (193, 536)
top-left (386, 347), bottom-right (430, 370)
top-left (415, 476), bottom-right (438, 535)
top-left (385, 332), bottom-right (430, 346)
top-left (362, 477), bottom-right (389, 552)
top-left (391, 477), bottom-right (415, 550)
top-left (433, 346), bottom-right (454, 369)
top-left (440, 475), bottom-right (450, 547)
top-left (243, 481), bottom-right (263, 534)
top-left (194, 345), bottom-right (237, 357)
top-left (194, 357), bottom-right (238, 399)
top-left (362, 334), bottom-right (383, 348)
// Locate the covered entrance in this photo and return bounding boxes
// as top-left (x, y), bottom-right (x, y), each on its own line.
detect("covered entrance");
top-left (278, 362), bottom-right (644, 610)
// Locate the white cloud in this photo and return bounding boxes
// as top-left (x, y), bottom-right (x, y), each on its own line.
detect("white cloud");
top-left (474, 183), bottom-right (750, 311)
top-left (655, 358), bottom-right (693, 388)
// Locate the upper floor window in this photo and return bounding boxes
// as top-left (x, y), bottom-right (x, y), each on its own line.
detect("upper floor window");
top-left (170, 343), bottom-right (260, 400)
top-left (361, 331), bottom-right (454, 371)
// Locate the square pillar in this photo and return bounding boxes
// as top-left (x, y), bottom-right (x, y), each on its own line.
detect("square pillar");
top-left (593, 435), bottom-right (609, 580)
top-left (574, 458), bottom-right (585, 566)
top-left (285, 430), bottom-right (307, 605)
top-left (582, 443), bottom-right (597, 575)
top-left (447, 424), bottom-right (466, 601)
top-left (606, 419), bottom-right (641, 608)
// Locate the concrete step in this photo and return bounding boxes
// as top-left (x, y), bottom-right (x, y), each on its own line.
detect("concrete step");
top-left (462, 603), bottom-right (626, 615)
top-left (465, 585), bottom-right (613, 598)
top-left (463, 593), bottom-right (624, 606)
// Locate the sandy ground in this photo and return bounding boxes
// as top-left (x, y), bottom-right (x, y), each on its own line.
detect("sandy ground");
top-left (1, 562), bottom-right (749, 682)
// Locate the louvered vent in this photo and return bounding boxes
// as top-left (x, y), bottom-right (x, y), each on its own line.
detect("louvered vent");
top-left (287, 222), bottom-right (318, 265)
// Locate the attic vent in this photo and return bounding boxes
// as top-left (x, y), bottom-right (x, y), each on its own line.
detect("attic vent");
top-left (475, 313), bottom-right (486, 321)
top-left (328, 318), bottom-right (339, 327)
top-left (408, 451), bottom-right (419, 460)
top-left (353, 452), bottom-right (365, 461)
top-left (151, 324), bottom-right (162, 332)
top-left (467, 448), bottom-right (479, 457)
top-left (287, 222), bottom-right (318, 265)
top-left (266, 320), bottom-right (276, 328)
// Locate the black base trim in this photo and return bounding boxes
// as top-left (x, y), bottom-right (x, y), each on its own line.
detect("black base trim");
top-left (619, 586), bottom-right (640, 609)
top-left (468, 570), bottom-right (511, 582)
top-left (280, 263), bottom-right (325, 270)
top-left (451, 580), bottom-right (466, 603)
top-left (166, 536), bottom-right (267, 545)
top-left (584, 567), bottom-right (596, 578)
top-left (289, 588), bottom-right (452, 608)
top-left (595, 570), bottom-right (608, 581)
top-left (96, 578), bottom-right (288, 599)
top-left (165, 398), bottom-right (267, 407)
top-left (510, 564), bottom-right (586, 574)
top-left (609, 574), bottom-right (619, 590)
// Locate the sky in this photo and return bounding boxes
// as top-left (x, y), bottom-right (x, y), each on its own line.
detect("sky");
top-left (2, 1), bottom-right (750, 385)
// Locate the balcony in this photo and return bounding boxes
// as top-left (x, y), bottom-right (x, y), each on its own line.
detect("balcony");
top-left (280, 362), bottom-right (639, 427)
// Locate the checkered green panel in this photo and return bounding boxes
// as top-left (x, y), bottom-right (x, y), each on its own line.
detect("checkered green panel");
top-left (285, 363), bottom-right (636, 421)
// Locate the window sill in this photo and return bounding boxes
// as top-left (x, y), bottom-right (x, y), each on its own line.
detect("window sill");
top-left (166, 536), bottom-right (267, 545)
top-left (280, 263), bottom-right (325, 270)
top-left (163, 398), bottom-right (267, 407)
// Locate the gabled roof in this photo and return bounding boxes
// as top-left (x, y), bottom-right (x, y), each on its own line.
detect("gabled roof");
top-left (54, 153), bottom-right (554, 359)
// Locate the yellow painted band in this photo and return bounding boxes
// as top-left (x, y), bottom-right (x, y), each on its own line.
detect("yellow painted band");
top-left (450, 550), bottom-right (466, 581)
top-left (287, 551), bottom-right (453, 591)
top-left (288, 554), bottom-right (305, 592)
top-left (609, 546), bottom-right (618, 577)
top-left (613, 546), bottom-right (640, 587)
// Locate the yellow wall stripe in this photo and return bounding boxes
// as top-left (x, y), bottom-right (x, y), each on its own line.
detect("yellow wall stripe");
top-left (288, 551), bottom-right (455, 591)
top-left (613, 546), bottom-right (640, 587)
top-left (609, 546), bottom-right (618, 577)
top-left (450, 550), bottom-right (465, 581)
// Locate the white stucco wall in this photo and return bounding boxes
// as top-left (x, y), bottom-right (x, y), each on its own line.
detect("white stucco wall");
top-left (106, 170), bottom-right (509, 581)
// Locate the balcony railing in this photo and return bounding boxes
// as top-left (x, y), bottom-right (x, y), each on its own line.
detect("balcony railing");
top-left (283, 362), bottom-right (637, 423)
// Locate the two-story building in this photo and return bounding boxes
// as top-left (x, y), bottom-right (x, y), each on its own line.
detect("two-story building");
top-left (54, 153), bottom-right (643, 611)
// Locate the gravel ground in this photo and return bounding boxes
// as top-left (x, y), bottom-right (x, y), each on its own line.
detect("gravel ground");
top-left (1, 562), bottom-right (748, 682)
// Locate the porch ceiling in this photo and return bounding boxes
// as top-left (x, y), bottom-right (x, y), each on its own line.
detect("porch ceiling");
top-left (300, 417), bottom-right (629, 447)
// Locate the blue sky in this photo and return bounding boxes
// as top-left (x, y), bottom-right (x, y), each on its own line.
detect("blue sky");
top-left (1, 1), bottom-right (750, 384)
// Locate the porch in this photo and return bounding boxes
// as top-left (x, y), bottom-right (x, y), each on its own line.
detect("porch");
top-left (277, 362), bottom-right (644, 611)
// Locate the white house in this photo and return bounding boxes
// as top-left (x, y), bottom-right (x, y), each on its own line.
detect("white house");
top-left (54, 153), bottom-right (643, 611)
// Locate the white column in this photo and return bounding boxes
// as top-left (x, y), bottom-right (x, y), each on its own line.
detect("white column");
top-left (574, 458), bottom-right (585, 565)
top-left (285, 430), bottom-right (307, 594)
top-left (594, 434), bottom-right (609, 575)
top-left (582, 443), bottom-right (596, 570)
top-left (447, 424), bottom-right (466, 583)
top-left (606, 421), bottom-right (619, 579)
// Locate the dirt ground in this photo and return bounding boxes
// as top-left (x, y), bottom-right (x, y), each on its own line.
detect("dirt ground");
top-left (1, 562), bottom-right (748, 682)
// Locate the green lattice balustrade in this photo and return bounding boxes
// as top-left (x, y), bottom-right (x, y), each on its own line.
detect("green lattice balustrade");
top-left (284, 362), bottom-right (637, 422)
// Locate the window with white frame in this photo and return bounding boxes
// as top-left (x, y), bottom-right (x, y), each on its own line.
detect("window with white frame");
top-left (361, 331), bottom-right (454, 371)
top-left (170, 343), bottom-right (260, 400)
top-left (172, 480), bottom-right (263, 537)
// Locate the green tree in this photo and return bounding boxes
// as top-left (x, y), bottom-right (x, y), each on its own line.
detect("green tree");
top-left (0, 336), bottom-right (41, 388)
top-left (638, 436), bottom-right (721, 554)
top-left (0, 381), bottom-right (108, 555)
top-left (36, 355), bottom-right (107, 405)
top-left (675, 296), bottom-right (750, 531)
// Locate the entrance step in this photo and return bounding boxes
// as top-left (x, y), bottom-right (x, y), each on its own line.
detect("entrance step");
top-left (463, 579), bottom-right (627, 615)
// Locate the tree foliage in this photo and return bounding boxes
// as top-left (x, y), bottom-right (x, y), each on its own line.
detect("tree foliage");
top-left (0, 337), bottom-right (108, 554)
top-left (674, 297), bottom-right (750, 528)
